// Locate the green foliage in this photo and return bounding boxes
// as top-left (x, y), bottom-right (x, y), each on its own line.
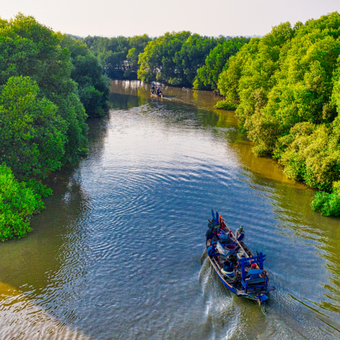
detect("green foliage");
top-left (216, 12), bottom-right (340, 216)
top-left (84, 35), bottom-right (151, 79)
top-left (311, 191), bottom-right (340, 216)
top-left (174, 34), bottom-right (221, 87)
top-left (138, 31), bottom-right (191, 84)
top-left (0, 14), bottom-right (109, 240)
top-left (274, 122), bottom-right (340, 190)
top-left (194, 37), bottom-right (250, 91)
top-left (218, 38), bottom-right (260, 106)
top-left (138, 32), bottom-right (223, 87)
top-left (0, 165), bottom-right (45, 241)
top-left (126, 47), bottom-right (139, 71)
top-left (26, 179), bottom-right (53, 198)
top-left (214, 100), bottom-right (237, 110)
top-left (0, 13), bottom-right (88, 165)
top-left (0, 76), bottom-right (67, 180)
top-left (86, 32), bottom-right (246, 88)
top-left (311, 179), bottom-right (340, 216)
top-left (59, 35), bottom-right (109, 118)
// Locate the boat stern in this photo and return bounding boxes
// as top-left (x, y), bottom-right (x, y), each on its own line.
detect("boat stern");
top-left (257, 294), bottom-right (268, 305)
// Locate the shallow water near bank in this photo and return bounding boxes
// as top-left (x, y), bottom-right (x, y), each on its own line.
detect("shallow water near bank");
top-left (0, 80), bottom-right (340, 339)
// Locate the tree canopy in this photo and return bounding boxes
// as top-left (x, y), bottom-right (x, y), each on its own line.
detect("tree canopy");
top-left (138, 31), bottom-right (191, 85)
top-left (0, 76), bottom-right (66, 179)
top-left (0, 14), bottom-right (109, 240)
top-left (0, 165), bottom-right (46, 241)
top-left (217, 12), bottom-right (340, 216)
top-left (59, 35), bottom-right (109, 118)
top-left (84, 32), bottom-right (249, 90)
top-left (84, 35), bottom-right (151, 80)
top-left (0, 14), bottom-right (89, 166)
top-left (193, 37), bottom-right (250, 91)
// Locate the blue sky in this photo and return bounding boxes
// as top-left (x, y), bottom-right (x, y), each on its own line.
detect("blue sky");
top-left (2, 0), bottom-right (339, 37)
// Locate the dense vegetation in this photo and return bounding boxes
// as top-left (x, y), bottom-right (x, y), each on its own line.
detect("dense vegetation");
top-left (138, 32), bottom-right (220, 87)
top-left (193, 37), bottom-right (250, 92)
top-left (3, 12), bottom-right (339, 241)
top-left (59, 35), bottom-right (109, 118)
top-left (84, 35), bottom-right (151, 80)
top-left (0, 165), bottom-right (50, 241)
top-left (84, 32), bottom-right (246, 89)
top-left (0, 14), bottom-right (109, 240)
top-left (217, 12), bottom-right (340, 216)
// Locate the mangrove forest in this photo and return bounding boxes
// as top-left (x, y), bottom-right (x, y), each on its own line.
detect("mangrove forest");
top-left (2, 11), bottom-right (340, 242)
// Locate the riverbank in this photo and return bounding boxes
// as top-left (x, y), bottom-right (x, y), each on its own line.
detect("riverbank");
top-left (0, 14), bottom-right (109, 241)
top-left (216, 12), bottom-right (340, 216)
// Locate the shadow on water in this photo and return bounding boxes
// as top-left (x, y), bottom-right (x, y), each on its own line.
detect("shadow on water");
top-left (0, 164), bottom-right (89, 288)
top-left (109, 92), bottom-right (148, 110)
top-left (0, 114), bottom-right (111, 339)
top-left (0, 162), bottom-right (93, 339)
top-left (0, 282), bottom-right (91, 339)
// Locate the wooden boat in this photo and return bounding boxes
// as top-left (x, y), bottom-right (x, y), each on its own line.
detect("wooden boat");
top-left (206, 210), bottom-right (275, 306)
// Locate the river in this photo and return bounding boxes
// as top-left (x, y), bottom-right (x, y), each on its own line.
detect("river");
top-left (0, 80), bottom-right (339, 339)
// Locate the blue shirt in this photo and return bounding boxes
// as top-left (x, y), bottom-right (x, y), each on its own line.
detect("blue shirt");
top-left (247, 269), bottom-right (263, 279)
top-left (207, 245), bottom-right (219, 257)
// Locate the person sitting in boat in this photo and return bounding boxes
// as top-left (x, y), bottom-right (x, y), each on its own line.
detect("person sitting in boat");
top-left (206, 226), bottom-right (214, 240)
top-left (207, 241), bottom-right (220, 260)
top-left (228, 253), bottom-right (238, 268)
top-left (156, 87), bottom-right (162, 95)
top-left (218, 229), bottom-right (232, 244)
top-left (206, 224), bottom-right (219, 241)
top-left (221, 260), bottom-right (235, 279)
top-left (245, 263), bottom-right (263, 280)
top-left (212, 225), bottom-right (220, 241)
top-left (207, 224), bottom-right (220, 240)
top-left (234, 226), bottom-right (245, 242)
top-left (259, 269), bottom-right (268, 278)
top-left (152, 83), bottom-right (155, 90)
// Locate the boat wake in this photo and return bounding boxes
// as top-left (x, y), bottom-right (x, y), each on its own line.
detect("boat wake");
top-left (198, 249), bottom-right (340, 340)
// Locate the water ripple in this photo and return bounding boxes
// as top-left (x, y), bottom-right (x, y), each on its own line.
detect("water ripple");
top-left (1, 83), bottom-right (339, 339)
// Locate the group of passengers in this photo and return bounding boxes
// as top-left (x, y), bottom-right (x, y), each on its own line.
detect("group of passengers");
top-left (206, 223), bottom-right (266, 282)
top-left (206, 224), bottom-right (245, 243)
top-left (151, 83), bottom-right (162, 96)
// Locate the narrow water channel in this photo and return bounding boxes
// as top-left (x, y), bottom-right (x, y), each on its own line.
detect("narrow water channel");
top-left (0, 80), bottom-right (339, 339)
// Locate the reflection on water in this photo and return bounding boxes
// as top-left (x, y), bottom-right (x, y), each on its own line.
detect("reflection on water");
top-left (0, 80), bottom-right (339, 339)
top-left (0, 282), bottom-right (90, 339)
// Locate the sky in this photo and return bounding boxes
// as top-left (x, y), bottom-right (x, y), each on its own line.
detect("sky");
top-left (1, 0), bottom-right (339, 38)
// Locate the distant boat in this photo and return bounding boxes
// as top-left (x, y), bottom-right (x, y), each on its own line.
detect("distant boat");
top-left (150, 90), bottom-right (164, 99)
top-left (206, 210), bottom-right (275, 307)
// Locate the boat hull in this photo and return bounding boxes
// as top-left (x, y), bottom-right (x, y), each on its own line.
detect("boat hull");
top-left (150, 93), bottom-right (163, 99)
top-left (206, 217), bottom-right (273, 305)
top-left (207, 256), bottom-right (269, 305)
